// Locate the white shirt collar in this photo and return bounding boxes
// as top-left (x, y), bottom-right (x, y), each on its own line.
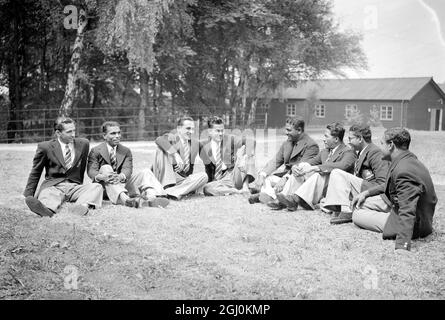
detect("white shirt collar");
top-left (58, 138), bottom-right (73, 149)
top-left (330, 144), bottom-right (340, 155)
top-left (106, 143), bottom-right (117, 154)
top-left (359, 144), bottom-right (369, 157)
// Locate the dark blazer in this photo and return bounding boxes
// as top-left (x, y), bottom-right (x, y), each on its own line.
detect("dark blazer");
top-left (262, 133), bottom-right (319, 176)
top-left (23, 138), bottom-right (89, 197)
top-left (367, 151), bottom-right (437, 250)
top-left (355, 143), bottom-right (389, 191)
top-left (200, 134), bottom-right (255, 182)
top-left (308, 142), bottom-right (356, 174)
top-left (155, 131), bottom-right (200, 177)
top-left (87, 142), bottom-right (133, 181)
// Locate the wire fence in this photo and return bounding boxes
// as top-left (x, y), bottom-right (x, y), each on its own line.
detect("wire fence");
top-left (0, 106), bottom-right (268, 143)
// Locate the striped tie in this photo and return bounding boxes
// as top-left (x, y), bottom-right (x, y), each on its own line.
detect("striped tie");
top-left (183, 140), bottom-right (190, 173)
top-left (110, 147), bottom-right (117, 171)
top-left (354, 159), bottom-right (360, 176)
top-left (214, 143), bottom-right (223, 180)
top-left (64, 144), bottom-right (72, 169)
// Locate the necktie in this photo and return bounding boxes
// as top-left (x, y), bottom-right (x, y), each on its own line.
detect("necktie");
top-left (64, 144), bottom-right (72, 169)
top-left (326, 150), bottom-right (333, 162)
top-left (183, 140), bottom-right (190, 173)
top-left (110, 147), bottom-right (117, 171)
top-left (214, 143), bottom-right (223, 180)
top-left (354, 158), bottom-right (360, 176)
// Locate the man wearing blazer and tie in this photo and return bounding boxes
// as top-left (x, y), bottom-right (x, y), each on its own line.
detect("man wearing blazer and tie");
top-left (200, 116), bottom-right (256, 196)
top-left (351, 128), bottom-right (437, 251)
top-left (271, 122), bottom-right (357, 211)
top-left (23, 117), bottom-right (103, 217)
top-left (87, 121), bottom-right (169, 208)
top-left (323, 124), bottom-right (389, 224)
top-left (249, 116), bottom-right (320, 204)
top-left (153, 116), bottom-right (208, 200)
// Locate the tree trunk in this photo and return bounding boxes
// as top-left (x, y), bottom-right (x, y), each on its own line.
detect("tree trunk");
top-left (7, 3), bottom-right (24, 143)
top-left (138, 70), bottom-right (150, 140)
top-left (247, 97), bottom-right (257, 126)
top-left (59, 14), bottom-right (87, 117)
top-left (240, 71), bottom-right (248, 126)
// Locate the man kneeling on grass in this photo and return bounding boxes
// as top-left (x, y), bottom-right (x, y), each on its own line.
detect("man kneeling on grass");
top-left (351, 127), bottom-right (437, 252)
top-left (87, 121), bottom-right (169, 209)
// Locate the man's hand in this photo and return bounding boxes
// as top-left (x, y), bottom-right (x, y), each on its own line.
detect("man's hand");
top-left (236, 145), bottom-right (246, 159)
top-left (174, 153), bottom-right (184, 172)
top-left (274, 176), bottom-right (288, 193)
top-left (351, 191), bottom-right (368, 210)
top-left (291, 165), bottom-right (304, 177)
top-left (107, 173), bottom-right (121, 184)
top-left (95, 173), bottom-right (109, 183)
top-left (255, 174), bottom-right (266, 189)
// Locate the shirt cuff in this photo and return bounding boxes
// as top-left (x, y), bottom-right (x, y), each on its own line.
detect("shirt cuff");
top-left (259, 171), bottom-right (268, 178)
top-left (119, 173), bottom-right (127, 182)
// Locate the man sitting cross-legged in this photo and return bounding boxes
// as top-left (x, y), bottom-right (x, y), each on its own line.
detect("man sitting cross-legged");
top-left (200, 116), bottom-right (256, 196)
top-left (248, 116), bottom-right (319, 205)
top-left (23, 117), bottom-right (103, 217)
top-left (351, 127), bottom-right (437, 252)
top-left (322, 124), bottom-right (389, 224)
top-left (271, 122), bottom-right (356, 211)
top-left (153, 116), bottom-right (208, 200)
top-left (87, 121), bottom-right (169, 208)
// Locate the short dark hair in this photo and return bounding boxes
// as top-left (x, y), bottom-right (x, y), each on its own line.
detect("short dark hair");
top-left (54, 117), bottom-right (75, 132)
top-left (326, 122), bottom-right (345, 141)
top-left (177, 116), bottom-right (194, 127)
top-left (208, 116), bottom-right (224, 128)
top-left (384, 127), bottom-right (411, 150)
top-left (349, 124), bottom-right (372, 143)
top-left (286, 116), bottom-right (305, 131)
top-left (102, 121), bottom-right (120, 134)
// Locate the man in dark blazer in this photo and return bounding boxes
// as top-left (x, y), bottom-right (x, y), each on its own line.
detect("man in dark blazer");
top-left (200, 116), bottom-right (256, 196)
top-left (323, 124), bottom-right (389, 224)
top-left (87, 121), bottom-right (169, 208)
top-left (153, 116), bottom-right (208, 200)
top-left (249, 116), bottom-right (319, 204)
top-left (271, 122), bottom-right (357, 211)
top-left (23, 117), bottom-right (103, 217)
top-left (352, 127), bottom-right (437, 251)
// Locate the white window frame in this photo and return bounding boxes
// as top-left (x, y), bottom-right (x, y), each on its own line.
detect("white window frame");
top-left (315, 104), bottom-right (325, 118)
top-left (286, 103), bottom-right (297, 116)
top-left (345, 104), bottom-right (358, 118)
top-left (380, 105), bottom-right (393, 121)
top-left (261, 103), bottom-right (270, 112)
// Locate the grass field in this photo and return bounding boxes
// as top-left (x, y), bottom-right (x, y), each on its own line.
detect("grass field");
top-left (0, 128), bottom-right (444, 300)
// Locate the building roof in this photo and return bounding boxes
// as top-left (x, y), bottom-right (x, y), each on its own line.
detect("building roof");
top-left (274, 77), bottom-right (441, 101)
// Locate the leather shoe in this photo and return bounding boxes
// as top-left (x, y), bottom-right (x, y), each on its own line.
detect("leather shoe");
top-left (248, 194), bottom-right (260, 204)
top-left (71, 204), bottom-right (89, 216)
top-left (125, 197), bottom-right (141, 208)
top-left (147, 197), bottom-right (169, 208)
top-left (276, 193), bottom-right (299, 212)
top-left (25, 196), bottom-right (54, 217)
top-left (267, 200), bottom-right (286, 210)
top-left (330, 211), bottom-right (353, 225)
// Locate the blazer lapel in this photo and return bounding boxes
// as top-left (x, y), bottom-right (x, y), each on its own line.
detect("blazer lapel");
top-left (330, 143), bottom-right (346, 162)
top-left (290, 139), bottom-right (305, 160)
top-left (99, 142), bottom-right (111, 164)
top-left (71, 139), bottom-right (83, 168)
top-left (355, 145), bottom-right (370, 173)
top-left (51, 140), bottom-right (67, 168)
top-left (115, 144), bottom-right (126, 169)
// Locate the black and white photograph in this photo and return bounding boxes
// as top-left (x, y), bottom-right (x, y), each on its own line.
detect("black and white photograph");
top-left (0, 0), bottom-right (444, 305)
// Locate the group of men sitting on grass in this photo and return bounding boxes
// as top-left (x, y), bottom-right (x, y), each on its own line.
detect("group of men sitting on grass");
top-left (23, 116), bottom-right (437, 252)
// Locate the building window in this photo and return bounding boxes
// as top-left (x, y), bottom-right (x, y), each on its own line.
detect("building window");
top-left (380, 105), bottom-right (393, 121)
top-left (261, 103), bottom-right (270, 113)
top-left (286, 104), bottom-right (296, 116)
top-left (315, 104), bottom-right (325, 118)
top-left (345, 104), bottom-right (358, 118)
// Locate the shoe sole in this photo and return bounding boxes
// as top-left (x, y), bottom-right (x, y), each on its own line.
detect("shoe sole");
top-left (25, 196), bottom-right (54, 217)
top-left (330, 219), bottom-right (353, 225)
top-left (148, 198), bottom-right (169, 208)
top-left (71, 205), bottom-right (89, 216)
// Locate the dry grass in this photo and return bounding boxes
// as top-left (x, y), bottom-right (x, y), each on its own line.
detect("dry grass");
top-left (0, 129), bottom-right (444, 300)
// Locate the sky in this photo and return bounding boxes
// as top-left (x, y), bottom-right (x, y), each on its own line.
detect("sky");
top-left (331, 0), bottom-right (445, 83)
